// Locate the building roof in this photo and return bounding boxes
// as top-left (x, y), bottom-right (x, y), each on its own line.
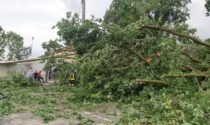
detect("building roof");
top-left (0, 58), bottom-right (41, 64)
top-left (0, 57), bottom-right (4, 61)
top-left (0, 46), bottom-right (76, 64)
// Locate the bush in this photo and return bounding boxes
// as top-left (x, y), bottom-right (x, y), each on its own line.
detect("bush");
top-left (117, 86), bottom-right (209, 125)
top-left (0, 71), bottom-right (30, 87)
top-left (55, 61), bottom-right (78, 85)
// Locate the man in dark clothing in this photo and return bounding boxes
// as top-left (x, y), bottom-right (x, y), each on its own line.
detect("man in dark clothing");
top-left (33, 70), bottom-right (38, 82)
top-left (37, 70), bottom-right (44, 83)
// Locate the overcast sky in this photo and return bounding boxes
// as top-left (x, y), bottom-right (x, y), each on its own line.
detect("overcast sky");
top-left (0, 0), bottom-right (209, 58)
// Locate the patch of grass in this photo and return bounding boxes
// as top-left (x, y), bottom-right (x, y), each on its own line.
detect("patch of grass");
top-left (0, 100), bottom-right (16, 116)
top-left (106, 111), bottom-right (117, 116)
top-left (32, 106), bottom-right (58, 123)
top-left (80, 118), bottom-right (94, 125)
top-left (0, 80), bottom-right (98, 123)
top-left (1, 74), bottom-right (119, 124)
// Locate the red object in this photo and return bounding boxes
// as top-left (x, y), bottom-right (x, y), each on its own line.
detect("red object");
top-left (38, 71), bottom-right (42, 77)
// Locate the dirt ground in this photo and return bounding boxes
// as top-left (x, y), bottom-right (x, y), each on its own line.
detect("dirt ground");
top-left (0, 103), bottom-right (121, 125)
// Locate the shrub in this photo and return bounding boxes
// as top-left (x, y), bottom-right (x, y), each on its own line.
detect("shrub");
top-left (0, 71), bottom-right (30, 87)
top-left (117, 86), bottom-right (209, 125)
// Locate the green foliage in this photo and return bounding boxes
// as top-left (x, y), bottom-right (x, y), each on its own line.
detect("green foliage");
top-left (32, 106), bottom-right (57, 123)
top-left (77, 23), bottom-right (183, 99)
top-left (104, 0), bottom-right (191, 26)
top-left (0, 100), bottom-right (16, 117)
top-left (42, 39), bottom-right (62, 53)
top-left (43, 0), bottom-right (196, 100)
top-left (206, 0), bottom-right (210, 16)
top-left (0, 76), bottom-right (97, 123)
top-left (0, 27), bottom-right (24, 60)
top-left (118, 86), bottom-right (210, 125)
top-left (42, 39), bottom-right (62, 70)
top-left (0, 26), bottom-right (6, 59)
top-left (5, 32), bottom-right (24, 60)
top-left (56, 12), bottom-right (104, 55)
top-left (40, 1), bottom-right (210, 124)
top-left (0, 72), bottom-right (30, 87)
top-left (55, 61), bottom-right (77, 84)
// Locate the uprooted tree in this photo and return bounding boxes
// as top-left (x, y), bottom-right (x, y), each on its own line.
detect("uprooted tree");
top-left (42, 0), bottom-right (210, 99)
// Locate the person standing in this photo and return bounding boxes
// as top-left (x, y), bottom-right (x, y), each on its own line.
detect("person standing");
top-left (37, 70), bottom-right (44, 83)
top-left (26, 67), bottom-right (33, 82)
top-left (33, 70), bottom-right (38, 81)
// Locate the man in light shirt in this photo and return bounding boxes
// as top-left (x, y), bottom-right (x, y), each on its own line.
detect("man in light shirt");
top-left (26, 67), bottom-right (33, 81)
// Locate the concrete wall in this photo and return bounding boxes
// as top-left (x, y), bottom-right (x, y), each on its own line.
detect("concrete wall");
top-left (15, 61), bottom-right (45, 74)
top-left (0, 60), bottom-right (47, 80)
top-left (15, 61), bottom-right (47, 80)
top-left (0, 63), bottom-right (16, 77)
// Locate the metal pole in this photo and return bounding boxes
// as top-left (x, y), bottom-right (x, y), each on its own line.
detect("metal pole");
top-left (81, 0), bottom-right (86, 23)
top-left (31, 37), bottom-right (34, 48)
top-left (28, 37), bottom-right (34, 59)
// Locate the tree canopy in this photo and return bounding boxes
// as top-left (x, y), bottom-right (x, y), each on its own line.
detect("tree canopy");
top-left (104, 0), bottom-right (191, 26)
top-left (0, 27), bottom-right (6, 59)
top-left (0, 27), bottom-right (24, 61)
top-left (55, 12), bottom-right (104, 55)
top-left (206, 0), bottom-right (210, 16)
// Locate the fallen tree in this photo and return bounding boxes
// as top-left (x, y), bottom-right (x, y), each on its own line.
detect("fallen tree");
top-left (138, 23), bottom-right (210, 48)
top-left (138, 23), bottom-right (210, 83)
top-left (163, 73), bottom-right (210, 78)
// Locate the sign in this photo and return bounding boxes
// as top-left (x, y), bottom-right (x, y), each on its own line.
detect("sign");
top-left (19, 47), bottom-right (32, 59)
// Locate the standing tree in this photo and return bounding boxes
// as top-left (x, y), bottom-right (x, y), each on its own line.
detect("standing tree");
top-left (55, 12), bottom-right (104, 55)
top-left (4, 31), bottom-right (24, 61)
top-left (0, 26), bottom-right (6, 59)
top-left (104, 0), bottom-right (191, 26)
top-left (206, 0), bottom-right (210, 16)
top-left (0, 26), bottom-right (24, 61)
top-left (42, 39), bottom-right (62, 70)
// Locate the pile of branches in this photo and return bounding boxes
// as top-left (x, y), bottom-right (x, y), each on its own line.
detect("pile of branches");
top-left (135, 23), bottom-right (210, 86)
top-left (0, 92), bottom-right (6, 100)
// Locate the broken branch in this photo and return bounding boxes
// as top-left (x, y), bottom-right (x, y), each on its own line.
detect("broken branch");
top-left (181, 52), bottom-right (203, 63)
top-left (126, 47), bottom-right (146, 62)
top-left (181, 65), bottom-right (203, 73)
top-left (113, 62), bottom-right (144, 71)
top-left (136, 79), bottom-right (168, 87)
top-left (139, 24), bottom-right (210, 48)
top-left (163, 73), bottom-right (210, 78)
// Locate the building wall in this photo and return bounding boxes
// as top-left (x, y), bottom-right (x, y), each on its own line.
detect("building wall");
top-left (0, 64), bottom-right (16, 77)
top-left (14, 60), bottom-right (47, 80)
top-left (0, 60), bottom-right (47, 80)
top-left (15, 61), bottom-right (45, 74)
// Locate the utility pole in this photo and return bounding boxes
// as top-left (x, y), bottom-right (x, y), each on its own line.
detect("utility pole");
top-left (29, 37), bottom-right (34, 59)
top-left (81, 0), bottom-right (86, 23)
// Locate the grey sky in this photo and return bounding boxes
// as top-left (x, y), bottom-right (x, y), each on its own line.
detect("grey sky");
top-left (187, 0), bottom-right (210, 40)
top-left (0, 0), bottom-right (209, 58)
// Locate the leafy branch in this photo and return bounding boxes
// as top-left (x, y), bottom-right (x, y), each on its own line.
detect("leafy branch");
top-left (138, 23), bottom-right (210, 48)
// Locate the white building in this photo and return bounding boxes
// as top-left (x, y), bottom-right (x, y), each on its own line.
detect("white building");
top-left (0, 46), bottom-right (76, 81)
top-left (0, 59), bottom-right (47, 79)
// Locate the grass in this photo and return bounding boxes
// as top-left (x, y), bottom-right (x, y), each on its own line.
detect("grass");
top-left (0, 84), bottom-right (97, 123)
top-left (1, 75), bottom-right (209, 124)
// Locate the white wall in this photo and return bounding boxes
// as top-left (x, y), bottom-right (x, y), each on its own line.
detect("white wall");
top-left (0, 63), bottom-right (16, 77)
top-left (0, 60), bottom-right (47, 79)
top-left (15, 61), bottom-right (47, 80)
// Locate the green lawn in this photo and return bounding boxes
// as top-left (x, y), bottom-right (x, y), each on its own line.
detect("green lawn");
top-left (0, 84), bottom-right (99, 123)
